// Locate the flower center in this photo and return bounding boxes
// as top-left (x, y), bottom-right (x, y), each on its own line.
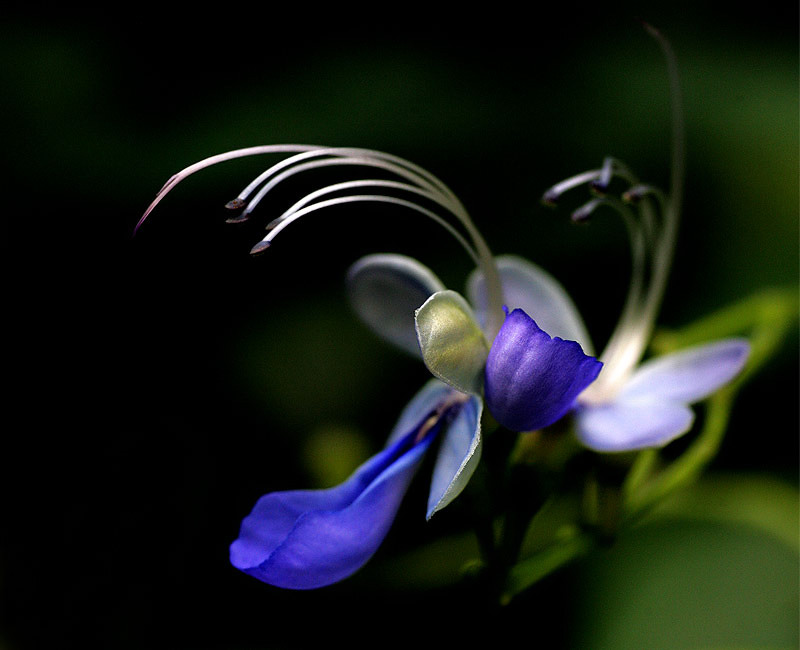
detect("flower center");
top-left (414, 390), bottom-right (471, 444)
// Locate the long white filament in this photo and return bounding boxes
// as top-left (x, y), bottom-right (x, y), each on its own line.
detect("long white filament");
top-left (266, 178), bottom-right (478, 244)
top-left (228, 148), bottom-right (505, 336)
top-left (237, 156), bottom-right (461, 222)
top-left (584, 199), bottom-right (650, 400)
top-left (235, 147), bottom-right (462, 209)
top-left (630, 24), bottom-right (685, 360)
top-left (597, 25), bottom-right (685, 395)
top-left (570, 24), bottom-right (686, 401)
top-left (253, 194), bottom-right (482, 269)
top-left (136, 144), bottom-right (506, 337)
top-left (135, 145), bottom-right (322, 234)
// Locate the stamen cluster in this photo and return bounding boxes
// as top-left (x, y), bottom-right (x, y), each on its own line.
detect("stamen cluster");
top-left (136, 145), bottom-right (507, 338)
top-left (542, 155), bottom-right (681, 402)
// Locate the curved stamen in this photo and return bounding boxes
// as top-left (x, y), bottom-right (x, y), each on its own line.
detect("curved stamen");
top-left (581, 25), bottom-right (686, 399)
top-left (589, 157), bottom-right (615, 195)
top-left (633, 22), bottom-right (685, 355)
top-left (232, 147), bottom-right (460, 209)
top-left (249, 194), bottom-right (482, 268)
top-left (235, 156), bottom-right (464, 223)
top-left (264, 179), bottom-right (466, 232)
top-left (600, 25), bottom-right (685, 393)
top-left (137, 144), bottom-right (506, 338)
top-left (570, 197), bottom-right (607, 222)
top-left (581, 198), bottom-right (649, 400)
top-left (134, 144), bottom-right (324, 234)
top-left (542, 170), bottom-right (602, 206)
top-left (231, 151), bottom-right (504, 337)
top-left (542, 158), bottom-right (640, 207)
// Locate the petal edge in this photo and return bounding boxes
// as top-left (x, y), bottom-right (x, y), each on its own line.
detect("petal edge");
top-left (347, 253), bottom-right (446, 356)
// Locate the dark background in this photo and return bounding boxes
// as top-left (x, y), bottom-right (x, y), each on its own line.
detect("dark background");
top-left (3, 4), bottom-right (798, 649)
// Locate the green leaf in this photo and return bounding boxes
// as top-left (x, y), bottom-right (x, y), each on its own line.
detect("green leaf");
top-left (640, 472), bottom-right (799, 553)
top-left (571, 481), bottom-right (799, 650)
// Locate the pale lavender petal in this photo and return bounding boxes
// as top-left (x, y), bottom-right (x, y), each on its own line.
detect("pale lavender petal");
top-left (575, 398), bottom-right (695, 452)
top-left (347, 254), bottom-right (446, 356)
top-left (426, 395), bottom-right (483, 519)
top-left (620, 338), bottom-right (750, 404)
top-left (468, 255), bottom-right (593, 354)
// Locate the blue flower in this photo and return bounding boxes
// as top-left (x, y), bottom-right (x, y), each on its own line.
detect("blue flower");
top-left (136, 142), bottom-right (747, 590)
top-left (137, 145), bottom-right (606, 589)
top-left (229, 249), bottom-right (602, 590)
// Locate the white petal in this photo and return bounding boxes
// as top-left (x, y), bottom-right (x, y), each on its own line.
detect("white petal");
top-left (620, 338), bottom-right (750, 404)
top-left (575, 398), bottom-right (695, 452)
top-left (426, 396), bottom-right (483, 519)
top-left (467, 255), bottom-right (593, 354)
top-left (347, 254), bottom-right (446, 357)
top-left (415, 290), bottom-right (489, 395)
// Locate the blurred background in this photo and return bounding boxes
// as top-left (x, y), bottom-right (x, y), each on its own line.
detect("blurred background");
top-left (3, 3), bottom-right (798, 648)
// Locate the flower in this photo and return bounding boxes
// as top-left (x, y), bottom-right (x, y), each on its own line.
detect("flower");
top-left (229, 248), bottom-right (597, 590)
top-left (136, 145), bottom-right (603, 589)
top-left (227, 249), bottom-right (602, 590)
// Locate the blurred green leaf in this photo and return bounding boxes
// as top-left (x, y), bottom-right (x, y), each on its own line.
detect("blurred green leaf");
top-left (640, 472), bottom-right (799, 552)
top-left (571, 475), bottom-right (799, 649)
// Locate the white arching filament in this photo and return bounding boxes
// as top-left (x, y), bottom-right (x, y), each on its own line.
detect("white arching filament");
top-left (136, 145), bottom-right (507, 340)
top-left (547, 25), bottom-right (685, 403)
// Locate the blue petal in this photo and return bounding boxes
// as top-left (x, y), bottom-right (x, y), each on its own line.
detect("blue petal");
top-left (426, 395), bottom-right (483, 519)
top-left (346, 254), bottom-right (446, 356)
top-left (620, 338), bottom-right (750, 404)
top-left (468, 255), bottom-right (594, 354)
top-left (484, 308), bottom-right (602, 432)
top-left (229, 425), bottom-right (435, 589)
top-left (575, 397), bottom-right (694, 451)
